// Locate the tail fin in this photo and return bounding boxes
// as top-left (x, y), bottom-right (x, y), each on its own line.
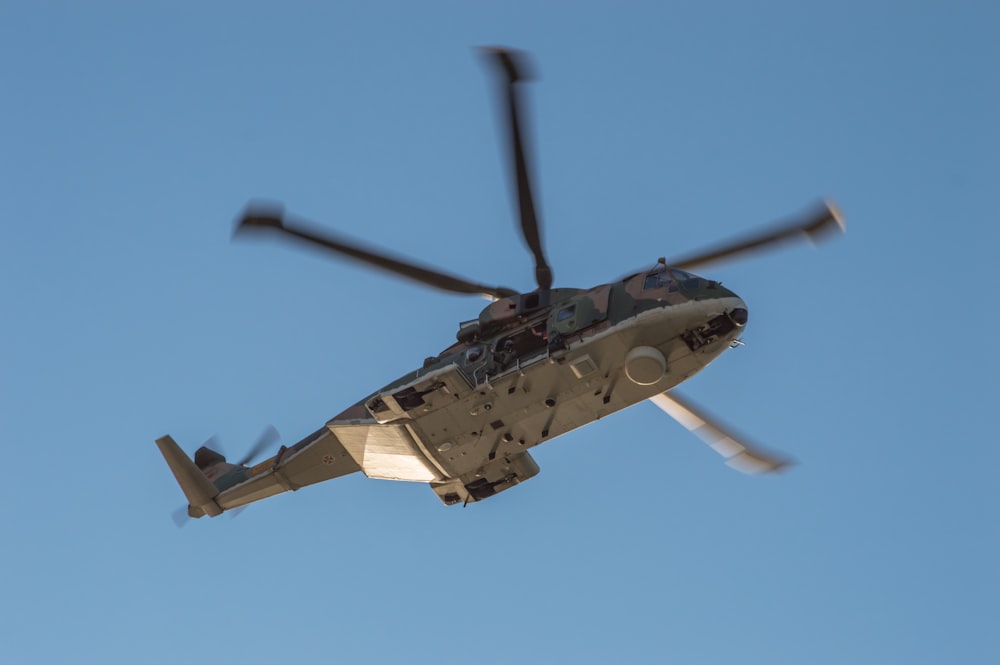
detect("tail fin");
top-left (156, 436), bottom-right (223, 518)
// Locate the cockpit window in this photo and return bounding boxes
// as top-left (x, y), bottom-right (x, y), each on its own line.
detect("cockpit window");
top-left (556, 305), bottom-right (575, 322)
top-left (643, 271), bottom-right (670, 290)
top-left (643, 268), bottom-right (702, 292)
top-left (643, 269), bottom-right (681, 291)
top-left (671, 269), bottom-right (702, 290)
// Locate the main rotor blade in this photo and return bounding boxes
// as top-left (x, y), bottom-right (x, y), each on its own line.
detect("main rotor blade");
top-left (235, 205), bottom-right (518, 300)
top-left (649, 391), bottom-right (791, 474)
top-left (483, 47), bottom-right (553, 291)
top-left (666, 200), bottom-right (846, 272)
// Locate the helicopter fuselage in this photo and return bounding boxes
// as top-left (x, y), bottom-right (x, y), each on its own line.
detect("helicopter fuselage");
top-left (317, 265), bottom-right (748, 504)
top-left (169, 265), bottom-right (753, 515)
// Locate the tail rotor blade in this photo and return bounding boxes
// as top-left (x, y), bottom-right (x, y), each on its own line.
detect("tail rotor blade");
top-left (172, 506), bottom-right (191, 528)
top-left (236, 425), bottom-right (280, 467)
top-left (201, 435), bottom-right (221, 455)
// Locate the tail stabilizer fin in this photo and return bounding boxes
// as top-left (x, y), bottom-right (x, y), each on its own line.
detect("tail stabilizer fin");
top-left (155, 435), bottom-right (223, 518)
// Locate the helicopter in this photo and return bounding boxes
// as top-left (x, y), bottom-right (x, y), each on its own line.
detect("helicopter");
top-left (157, 47), bottom-right (844, 520)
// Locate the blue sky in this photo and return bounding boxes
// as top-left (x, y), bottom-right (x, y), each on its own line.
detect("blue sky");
top-left (2, 2), bottom-right (997, 663)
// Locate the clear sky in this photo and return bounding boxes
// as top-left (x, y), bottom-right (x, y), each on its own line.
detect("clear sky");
top-left (2, 2), bottom-right (997, 664)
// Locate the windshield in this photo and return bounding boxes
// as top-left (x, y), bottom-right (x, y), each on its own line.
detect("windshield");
top-left (643, 267), bottom-right (701, 291)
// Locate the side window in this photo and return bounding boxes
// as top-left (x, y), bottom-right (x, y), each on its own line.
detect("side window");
top-left (556, 305), bottom-right (575, 322)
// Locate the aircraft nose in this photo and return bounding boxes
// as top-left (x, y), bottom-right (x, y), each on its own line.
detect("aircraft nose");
top-left (708, 283), bottom-right (748, 327)
top-left (729, 305), bottom-right (748, 327)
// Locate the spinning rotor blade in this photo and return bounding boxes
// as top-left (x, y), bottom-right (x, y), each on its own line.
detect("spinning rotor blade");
top-left (172, 506), bottom-right (192, 528)
top-left (649, 391), bottom-right (791, 474)
top-left (236, 425), bottom-right (280, 467)
top-left (667, 200), bottom-right (845, 272)
top-left (483, 47), bottom-right (553, 291)
top-left (236, 205), bottom-right (518, 300)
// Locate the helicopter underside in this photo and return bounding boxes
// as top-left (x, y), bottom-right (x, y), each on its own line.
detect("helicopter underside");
top-left (326, 296), bottom-right (747, 505)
